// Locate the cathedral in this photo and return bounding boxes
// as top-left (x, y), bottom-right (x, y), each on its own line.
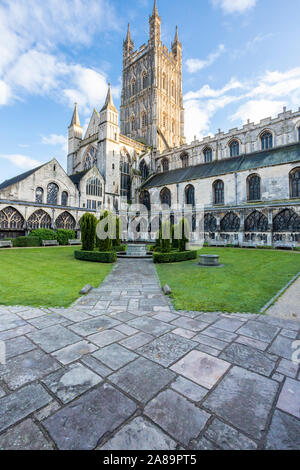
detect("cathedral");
top-left (0, 0), bottom-right (300, 244)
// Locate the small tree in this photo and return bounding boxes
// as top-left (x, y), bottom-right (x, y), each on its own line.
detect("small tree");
top-left (97, 210), bottom-right (113, 252)
top-left (81, 213), bottom-right (97, 251)
top-left (177, 218), bottom-right (190, 252)
top-left (155, 226), bottom-right (162, 252)
top-left (171, 224), bottom-right (179, 250)
top-left (112, 215), bottom-right (122, 247)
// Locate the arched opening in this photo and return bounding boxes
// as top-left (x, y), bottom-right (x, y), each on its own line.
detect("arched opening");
top-left (55, 211), bottom-right (76, 230)
top-left (35, 187), bottom-right (44, 204)
top-left (27, 210), bottom-right (52, 230)
top-left (273, 209), bottom-right (300, 232)
top-left (139, 160), bottom-right (149, 180)
top-left (162, 158), bottom-right (169, 172)
top-left (261, 131), bottom-right (273, 150)
top-left (203, 147), bottom-right (212, 163)
top-left (213, 180), bottom-right (224, 205)
top-left (160, 188), bottom-right (171, 207)
top-left (142, 72), bottom-right (148, 89)
top-left (61, 191), bottom-right (68, 206)
top-left (83, 146), bottom-right (97, 170)
top-left (120, 151), bottom-right (131, 202)
top-left (290, 168), bottom-right (300, 198)
top-left (220, 212), bottom-right (240, 232)
top-left (185, 185), bottom-right (195, 206)
top-left (181, 152), bottom-right (189, 168)
top-left (47, 183), bottom-right (59, 205)
top-left (245, 211), bottom-right (268, 232)
top-left (139, 190), bottom-right (151, 211)
top-left (0, 207), bottom-right (24, 229)
top-left (248, 174), bottom-right (261, 201)
top-left (204, 213), bottom-right (217, 232)
top-left (229, 140), bottom-right (240, 158)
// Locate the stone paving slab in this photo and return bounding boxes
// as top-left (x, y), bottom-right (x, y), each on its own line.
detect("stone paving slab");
top-left (0, 258), bottom-right (299, 450)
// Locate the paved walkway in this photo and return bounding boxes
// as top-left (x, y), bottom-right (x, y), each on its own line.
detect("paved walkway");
top-left (267, 276), bottom-right (300, 321)
top-left (0, 259), bottom-right (300, 450)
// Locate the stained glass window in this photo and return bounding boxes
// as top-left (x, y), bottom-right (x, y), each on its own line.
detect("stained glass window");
top-left (162, 159), bottom-right (169, 172)
top-left (204, 213), bottom-right (217, 232)
top-left (139, 160), bottom-right (149, 180)
top-left (290, 168), bottom-right (300, 198)
top-left (248, 175), bottom-right (261, 201)
top-left (229, 140), bottom-right (239, 158)
top-left (214, 180), bottom-right (224, 205)
top-left (61, 191), bottom-right (68, 206)
top-left (181, 153), bottom-right (189, 168)
top-left (185, 185), bottom-right (195, 206)
top-left (86, 178), bottom-right (102, 197)
top-left (47, 183), bottom-right (59, 205)
top-left (220, 212), bottom-right (240, 232)
top-left (204, 147), bottom-right (212, 163)
top-left (160, 188), bottom-right (171, 207)
top-left (261, 132), bottom-right (273, 150)
top-left (245, 211), bottom-right (268, 232)
top-left (36, 187), bottom-right (43, 204)
top-left (84, 147), bottom-right (97, 170)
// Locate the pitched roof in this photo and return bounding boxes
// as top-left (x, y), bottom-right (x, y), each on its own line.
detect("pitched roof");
top-left (0, 163), bottom-right (45, 191)
top-left (143, 143), bottom-right (300, 189)
top-left (69, 169), bottom-right (90, 185)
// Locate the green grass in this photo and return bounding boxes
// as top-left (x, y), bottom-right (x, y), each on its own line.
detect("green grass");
top-left (155, 247), bottom-right (300, 313)
top-left (0, 247), bottom-right (113, 308)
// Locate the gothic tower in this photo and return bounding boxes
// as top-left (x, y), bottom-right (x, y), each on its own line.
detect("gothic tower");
top-left (120, 0), bottom-right (185, 153)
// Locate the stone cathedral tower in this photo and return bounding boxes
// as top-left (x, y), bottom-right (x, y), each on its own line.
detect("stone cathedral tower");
top-left (120, 0), bottom-right (185, 153)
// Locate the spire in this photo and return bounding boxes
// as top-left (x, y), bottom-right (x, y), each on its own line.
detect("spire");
top-left (70, 103), bottom-right (80, 127)
top-left (125, 23), bottom-right (132, 43)
top-left (174, 25), bottom-right (179, 43)
top-left (152, 0), bottom-right (159, 17)
top-left (101, 83), bottom-right (118, 113)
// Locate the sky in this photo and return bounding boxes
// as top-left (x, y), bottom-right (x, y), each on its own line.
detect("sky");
top-left (0, 0), bottom-right (300, 182)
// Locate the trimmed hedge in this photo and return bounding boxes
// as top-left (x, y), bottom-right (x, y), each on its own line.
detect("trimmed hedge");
top-left (74, 250), bottom-right (116, 263)
top-left (153, 250), bottom-right (197, 264)
top-left (14, 236), bottom-right (40, 247)
top-left (112, 245), bottom-right (126, 252)
top-left (30, 228), bottom-right (57, 242)
top-left (56, 229), bottom-right (76, 246)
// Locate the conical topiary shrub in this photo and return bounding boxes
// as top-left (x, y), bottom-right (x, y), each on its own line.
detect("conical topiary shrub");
top-left (97, 210), bottom-right (113, 252)
top-left (81, 213), bottom-right (98, 251)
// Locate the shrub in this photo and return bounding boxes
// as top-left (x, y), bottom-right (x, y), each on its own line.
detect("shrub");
top-left (177, 218), bottom-right (190, 252)
top-left (112, 244), bottom-right (126, 252)
top-left (96, 210), bottom-right (113, 252)
top-left (30, 228), bottom-right (56, 242)
top-left (56, 229), bottom-right (76, 246)
top-left (112, 215), bottom-right (122, 247)
top-left (171, 224), bottom-right (179, 249)
top-left (74, 250), bottom-right (116, 263)
top-left (14, 236), bottom-right (40, 247)
top-left (81, 213), bottom-right (98, 251)
top-left (153, 250), bottom-right (197, 264)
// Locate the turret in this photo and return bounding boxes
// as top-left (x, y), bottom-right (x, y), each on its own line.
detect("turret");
top-left (149, 0), bottom-right (161, 48)
top-left (172, 25), bottom-right (182, 61)
top-left (68, 103), bottom-right (83, 174)
top-left (123, 23), bottom-right (134, 61)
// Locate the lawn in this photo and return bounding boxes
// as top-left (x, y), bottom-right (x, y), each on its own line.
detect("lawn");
top-left (155, 247), bottom-right (300, 313)
top-left (0, 247), bottom-right (113, 308)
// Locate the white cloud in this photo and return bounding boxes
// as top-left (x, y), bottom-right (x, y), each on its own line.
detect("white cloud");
top-left (0, 0), bottom-right (119, 112)
top-left (231, 99), bottom-right (285, 123)
top-left (42, 134), bottom-right (68, 153)
top-left (186, 44), bottom-right (225, 73)
top-left (0, 154), bottom-right (41, 170)
top-left (211, 0), bottom-right (257, 14)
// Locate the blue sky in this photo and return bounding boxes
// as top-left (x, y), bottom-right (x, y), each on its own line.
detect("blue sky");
top-left (1, 0), bottom-right (300, 182)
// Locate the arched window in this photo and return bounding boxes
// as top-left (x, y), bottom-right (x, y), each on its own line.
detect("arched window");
top-left (204, 213), bottom-right (217, 232)
top-left (55, 211), bottom-right (76, 230)
top-left (213, 180), bottom-right (224, 205)
top-left (204, 147), bottom-right (212, 163)
top-left (61, 191), bottom-right (68, 206)
top-left (86, 177), bottom-right (102, 197)
top-left (220, 212), bottom-right (240, 232)
top-left (141, 112), bottom-right (147, 128)
top-left (185, 185), bottom-right (195, 206)
top-left (27, 210), bottom-right (52, 229)
top-left (142, 72), bottom-right (148, 89)
top-left (35, 187), bottom-right (43, 204)
top-left (139, 160), bottom-right (149, 180)
top-left (162, 158), bottom-right (169, 172)
top-left (47, 183), bottom-right (59, 205)
top-left (181, 152), bottom-right (189, 168)
top-left (0, 207), bottom-right (24, 229)
top-left (290, 168), bottom-right (300, 198)
top-left (245, 211), bottom-right (268, 232)
top-left (273, 209), bottom-right (300, 232)
top-left (139, 190), bottom-right (151, 211)
top-left (248, 174), bottom-right (261, 201)
top-left (160, 188), bottom-right (171, 207)
top-left (229, 140), bottom-right (239, 158)
top-left (120, 154), bottom-right (131, 202)
top-left (131, 79), bottom-right (136, 96)
top-left (261, 131), bottom-right (273, 150)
